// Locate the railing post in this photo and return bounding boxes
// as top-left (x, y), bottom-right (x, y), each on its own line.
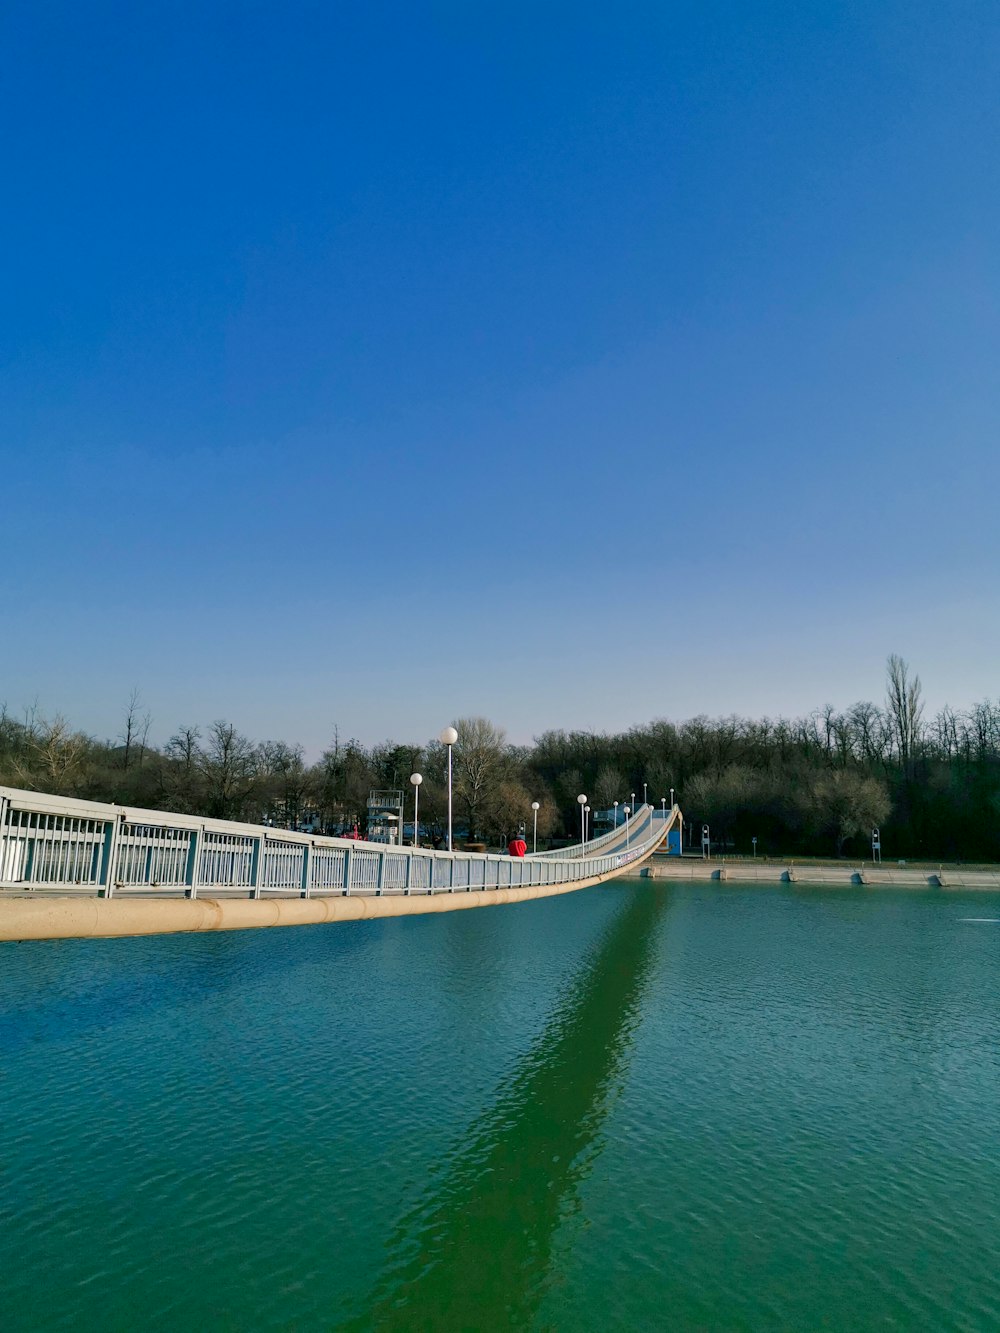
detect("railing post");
top-left (186, 826), bottom-right (204, 900)
top-left (98, 813), bottom-right (123, 898)
top-left (449, 856), bottom-right (455, 892)
top-left (0, 796), bottom-right (8, 885)
top-left (251, 836), bottom-right (264, 899)
top-left (302, 841), bottom-right (312, 898)
top-left (343, 845), bottom-right (353, 896)
top-left (377, 850), bottom-right (385, 895)
top-left (405, 852), bottom-right (412, 895)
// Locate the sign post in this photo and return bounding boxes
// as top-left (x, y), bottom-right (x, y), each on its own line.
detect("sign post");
top-left (871, 827), bottom-right (881, 864)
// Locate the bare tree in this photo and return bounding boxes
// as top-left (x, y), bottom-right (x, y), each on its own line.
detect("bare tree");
top-left (846, 701), bottom-right (890, 770)
top-left (453, 716), bottom-right (509, 841)
top-left (932, 706), bottom-right (960, 761)
top-left (886, 655), bottom-right (924, 777)
top-left (967, 700), bottom-right (1000, 762)
top-left (17, 715), bottom-right (87, 792)
top-left (593, 764), bottom-right (624, 808)
top-left (258, 740), bottom-right (310, 828)
top-left (200, 720), bottom-right (257, 820)
top-left (164, 725), bottom-right (203, 811)
top-left (120, 688), bottom-right (151, 772)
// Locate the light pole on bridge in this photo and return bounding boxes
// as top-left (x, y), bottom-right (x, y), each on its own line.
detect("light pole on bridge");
top-left (531, 800), bottom-right (540, 854)
top-left (623, 804), bottom-right (631, 848)
top-left (410, 772), bottom-right (422, 847)
top-left (577, 794), bottom-right (587, 852)
top-left (439, 726), bottom-right (458, 851)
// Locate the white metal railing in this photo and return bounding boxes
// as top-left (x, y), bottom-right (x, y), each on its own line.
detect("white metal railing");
top-left (0, 786), bottom-right (668, 900)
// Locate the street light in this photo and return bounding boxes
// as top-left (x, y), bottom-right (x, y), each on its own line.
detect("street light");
top-left (643, 782), bottom-right (647, 808)
top-left (631, 791), bottom-right (636, 816)
top-left (410, 772), bottom-right (423, 847)
top-left (661, 796), bottom-right (667, 819)
top-left (623, 804), bottom-right (631, 848)
top-left (440, 726), bottom-right (458, 851)
top-left (613, 800), bottom-right (619, 827)
top-left (531, 800), bottom-right (540, 854)
top-left (670, 787), bottom-right (674, 807)
top-left (577, 793), bottom-right (587, 851)
top-left (584, 805), bottom-right (591, 844)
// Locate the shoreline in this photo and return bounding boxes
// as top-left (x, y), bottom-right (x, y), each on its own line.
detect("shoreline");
top-left (638, 858), bottom-right (1000, 890)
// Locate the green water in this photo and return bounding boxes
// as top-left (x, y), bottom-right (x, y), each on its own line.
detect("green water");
top-left (3, 882), bottom-right (1000, 1330)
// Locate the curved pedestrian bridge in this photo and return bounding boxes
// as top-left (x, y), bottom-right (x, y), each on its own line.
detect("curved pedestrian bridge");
top-left (0, 785), bottom-right (678, 941)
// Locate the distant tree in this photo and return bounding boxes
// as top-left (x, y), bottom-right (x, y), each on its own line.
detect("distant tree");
top-left (163, 725), bottom-right (203, 812)
top-left (119, 688), bottom-right (150, 773)
top-left (17, 715), bottom-right (88, 793)
top-left (482, 779), bottom-right (532, 846)
top-left (812, 769), bottom-right (891, 857)
top-left (200, 721), bottom-right (257, 820)
top-left (452, 716), bottom-right (509, 840)
top-left (593, 765), bottom-right (624, 808)
top-left (846, 700), bottom-right (890, 772)
top-left (886, 654), bottom-right (924, 778)
top-left (316, 736), bottom-right (374, 831)
top-left (258, 740), bottom-right (310, 828)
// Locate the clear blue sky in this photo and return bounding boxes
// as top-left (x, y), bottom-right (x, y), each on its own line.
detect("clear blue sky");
top-left (3, 1), bottom-right (998, 754)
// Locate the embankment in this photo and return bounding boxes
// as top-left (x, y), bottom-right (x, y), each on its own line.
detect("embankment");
top-left (638, 859), bottom-right (1000, 890)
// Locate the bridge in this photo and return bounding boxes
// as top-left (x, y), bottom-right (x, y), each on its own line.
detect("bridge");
top-left (0, 785), bottom-right (680, 941)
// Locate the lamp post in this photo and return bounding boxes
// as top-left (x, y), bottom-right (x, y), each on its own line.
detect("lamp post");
top-left (531, 800), bottom-right (540, 854)
top-left (643, 782), bottom-right (647, 809)
top-left (631, 791), bottom-right (636, 817)
top-left (577, 793), bottom-right (587, 851)
top-left (410, 772), bottom-right (423, 847)
top-left (623, 804), bottom-right (631, 848)
top-left (661, 796), bottom-right (667, 819)
top-left (670, 787), bottom-right (674, 808)
top-left (613, 800), bottom-right (619, 828)
top-left (584, 805), bottom-right (591, 844)
top-left (439, 726), bottom-right (458, 851)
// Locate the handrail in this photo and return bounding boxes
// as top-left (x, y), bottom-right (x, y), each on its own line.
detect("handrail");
top-left (533, 804), bottom-right (648, 858)
top-left (0, 785), bottom-right (669, 900)
top-left (533, 804), bottom-right (679, 860)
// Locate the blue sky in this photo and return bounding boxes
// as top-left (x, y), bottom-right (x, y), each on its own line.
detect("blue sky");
top-left (2, 0), bottom-right (998, 754)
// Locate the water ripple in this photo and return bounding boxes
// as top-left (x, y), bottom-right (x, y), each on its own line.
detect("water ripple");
top-left (2, 884), bottom-right (1000, 1329)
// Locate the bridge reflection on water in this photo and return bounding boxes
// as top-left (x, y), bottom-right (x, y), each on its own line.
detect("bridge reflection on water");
top-left (350, 885), bottom-right (667, 1329)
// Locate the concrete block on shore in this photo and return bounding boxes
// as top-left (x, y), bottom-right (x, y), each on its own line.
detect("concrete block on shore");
top-left (851, 871), bottom-right (866, 885)
top-left (640, 866), bottom-right (657, 878)
top-left (711, 867), bottom-right (727, 881)
top-left (781, 869), bottom-right (796, 882)
top-left (928, 874), bottom-right (943, 887)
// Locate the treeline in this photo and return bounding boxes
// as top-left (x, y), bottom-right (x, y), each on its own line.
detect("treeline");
top-left (3, 657), bottom-right (1000, 859)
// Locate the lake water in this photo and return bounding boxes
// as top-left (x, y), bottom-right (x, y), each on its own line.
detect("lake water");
top-left (3, 880), bottom-right (1000, 1330)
